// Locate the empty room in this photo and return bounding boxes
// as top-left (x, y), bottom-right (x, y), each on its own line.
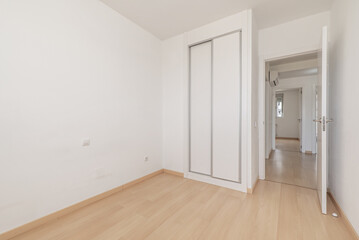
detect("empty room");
top-left (0, 0), bottom-right (358, 239)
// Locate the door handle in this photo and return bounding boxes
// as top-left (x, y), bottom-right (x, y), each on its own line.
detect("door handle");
top-left (313, 117), bottom-right (332, 131)
top-left (326, 118), bottom-right (333, 123)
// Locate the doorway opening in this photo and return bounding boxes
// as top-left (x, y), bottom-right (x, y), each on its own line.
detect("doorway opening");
top-left (275, 88), bottom-right (302, 151)
top-left (264, 52), bottom-right (318, 189)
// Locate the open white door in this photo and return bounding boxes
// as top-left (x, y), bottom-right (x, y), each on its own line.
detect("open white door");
top-left (315, 26), bottom-right (329, 214)
top-left (298, 89), bottom-right (302, 152)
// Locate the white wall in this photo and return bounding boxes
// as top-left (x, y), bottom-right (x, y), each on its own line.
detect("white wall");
top-left (161, 34), bottom-right (186, 173)
top-left (258, 12), bottom-right (330, 57)
top-left (259, 12), bottom-right (330, 178)
top-left (275, 89), bottom-right (300, 139)
top-left (265, 81), bottom-right (274, 158)
top-left (329, 0), bottom-right (359, 234)
top-left (251, 15), bottom-right (259, 186)
top-left (0, 0), bottom-right (162, 234)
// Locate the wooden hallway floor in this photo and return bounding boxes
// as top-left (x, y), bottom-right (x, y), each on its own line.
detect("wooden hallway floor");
top-left (266, 139), bottom-right (317, 189)
top-left (10, 173), bottom-right (356, 240)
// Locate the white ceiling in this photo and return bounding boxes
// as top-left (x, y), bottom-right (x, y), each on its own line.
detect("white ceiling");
top-left (101, 0), bottom-right (332, 40)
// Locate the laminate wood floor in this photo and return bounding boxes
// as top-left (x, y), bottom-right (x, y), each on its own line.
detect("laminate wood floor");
top-left (275, 138), bottom-right (301, 152)
top-left (10, 173), bottom-right (356, 240)
top-left (266, 139), bottom-right (317, 189)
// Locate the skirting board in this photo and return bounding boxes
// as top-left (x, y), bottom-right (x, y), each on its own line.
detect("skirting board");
top-left (275, 137), bottom-right (299, 140)
top-left (163, 169), bottom-right (184, 177)
top-left (247, 178), bottom-right (259, 194)
top-left (0, 169), bottom-right (164, 240)
top-left (328, 192), bottom-right (359, 240)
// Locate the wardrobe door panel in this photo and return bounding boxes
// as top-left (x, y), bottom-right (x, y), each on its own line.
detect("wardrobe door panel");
top-left (189, 42), bottom-right (212, 175)
top-left (212, 33), bottom-right (241, 182)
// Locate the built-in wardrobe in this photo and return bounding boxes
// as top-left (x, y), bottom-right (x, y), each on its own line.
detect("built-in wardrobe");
top-left (189, 32), bottom-right (242, 184)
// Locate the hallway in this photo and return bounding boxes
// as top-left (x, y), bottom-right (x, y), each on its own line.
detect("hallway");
top-left (265, 139), bottom-right (317, 189)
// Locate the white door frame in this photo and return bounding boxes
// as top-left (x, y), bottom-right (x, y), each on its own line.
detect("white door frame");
top-left (258, 46), bottom-right (320, 180)
top-left (317, 26), bottom-right (328, 214)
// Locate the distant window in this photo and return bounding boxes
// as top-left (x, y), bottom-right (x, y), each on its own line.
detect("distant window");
top-left (276, 93), bottom-right (284, 118)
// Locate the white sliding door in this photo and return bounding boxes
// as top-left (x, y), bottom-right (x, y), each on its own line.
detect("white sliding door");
top-left (212, 32), bottom-right (241, 182)
top-left (189, 42), bottom-right (212, 175)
